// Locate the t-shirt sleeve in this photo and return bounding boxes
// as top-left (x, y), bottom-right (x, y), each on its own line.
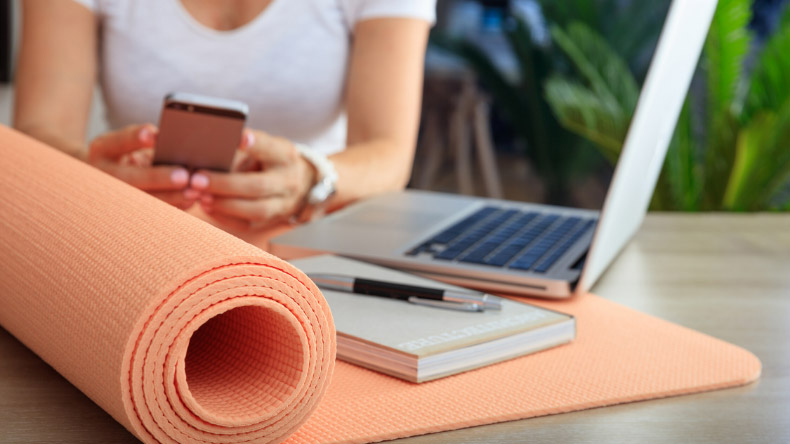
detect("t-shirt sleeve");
top-left (341, 0), bottom-right (437, 27)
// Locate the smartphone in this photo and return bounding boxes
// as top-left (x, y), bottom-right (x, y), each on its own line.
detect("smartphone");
top-left (153, 92), bottom-right (249, 172)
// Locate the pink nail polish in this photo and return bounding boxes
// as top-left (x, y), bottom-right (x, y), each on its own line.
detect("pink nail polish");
top-left (245, 131), bottom-right (255, 148)
top-left (139, 127), bottom-right (153, 144)
top-left (171, 169), bottom-right (189, 186)
top-left (191, 173), bottom-right (209, 190)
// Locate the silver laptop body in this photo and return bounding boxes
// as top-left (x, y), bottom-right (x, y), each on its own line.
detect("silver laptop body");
top-left (271, 0), bottom-right (717, 298)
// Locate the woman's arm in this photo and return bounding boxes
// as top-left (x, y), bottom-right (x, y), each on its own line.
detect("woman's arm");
top-left (332, 16), bottom-right (430, 206)
top-left (15, 0), bottom-right (195, 208)
top-left (192, 17), bottom-right (431, 229)
top-left (14, 0), bottom-right (96, 159)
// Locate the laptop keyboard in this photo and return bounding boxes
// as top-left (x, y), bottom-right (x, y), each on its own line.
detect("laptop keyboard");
top-left (406, 206), bottom-right (596, 273)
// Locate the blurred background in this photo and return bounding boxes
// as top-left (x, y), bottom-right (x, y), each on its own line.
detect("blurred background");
top-left (2, 0), bottom-right (789, 212)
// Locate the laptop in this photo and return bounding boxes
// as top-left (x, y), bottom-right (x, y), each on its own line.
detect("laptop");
top-left (271, 0), bottom-right (717, 298)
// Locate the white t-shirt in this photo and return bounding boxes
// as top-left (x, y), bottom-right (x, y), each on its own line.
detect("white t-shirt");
top-left (72, 0), bottom-right (436, 154)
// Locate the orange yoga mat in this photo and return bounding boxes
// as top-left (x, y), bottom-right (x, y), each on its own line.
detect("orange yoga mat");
top-left (0, 126), bottom-right (760, 444)
top-left (0, 126), bottom-right (335, 444)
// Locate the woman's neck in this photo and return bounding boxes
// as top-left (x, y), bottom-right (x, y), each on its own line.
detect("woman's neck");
top-left (178, 0), bottom-right (273, 31)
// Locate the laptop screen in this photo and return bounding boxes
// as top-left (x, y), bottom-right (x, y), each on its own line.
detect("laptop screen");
top-left (420, 0), bottom-right (718, 292)
top-left (426, 0), bottom-right (718, 211)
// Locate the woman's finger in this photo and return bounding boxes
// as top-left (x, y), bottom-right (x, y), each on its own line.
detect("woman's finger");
top-left (230, 149), bottom-right (258, 172)
top-left (202, 210), bottom-right (254, 232)
top-left (99, 162), bottom-right (189, 192)
top-left (149, 190), bottom-right (198, 210)
top-left (130, 148), bottom-right (155, 167)
top-left (190, 169), bottom-right (292, 199)
top-left (240, 129), bottom-right (256, 149)
top-left (89, 124), bottom-right (157, 161)
top-left (243, 130), bottom-right (299, 166)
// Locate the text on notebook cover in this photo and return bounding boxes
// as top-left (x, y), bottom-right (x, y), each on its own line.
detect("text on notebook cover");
top-left (397, 311), bottom-right (548, 351)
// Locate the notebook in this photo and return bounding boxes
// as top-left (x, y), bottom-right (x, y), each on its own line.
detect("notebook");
top-left (290, 255), bottom-right (575, 382)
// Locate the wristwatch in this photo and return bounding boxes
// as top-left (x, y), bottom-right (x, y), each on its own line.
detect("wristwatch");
top-left (292, 143), bottom-right (338, 223)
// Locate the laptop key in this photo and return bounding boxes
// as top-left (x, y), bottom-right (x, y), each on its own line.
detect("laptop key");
top-left (509, 254), bottom-right (543, 270)
top-left (533, 220), bottom-right (595, 272)
top-left (435, 209), bottom-right (519, 260)
top-left (428, 206), bottom-right (498, 244)
top-left (459, 240), bottom-right (502, 263)
top-left (458, 212), bottom-right (539, 264)
top-left (508, 217), bottom-right (581, 271)
top-left (484, 215), bottom-right (559, 266)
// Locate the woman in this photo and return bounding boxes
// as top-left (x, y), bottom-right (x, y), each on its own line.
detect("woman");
top-left (14, 0), bottom-right (434, 229)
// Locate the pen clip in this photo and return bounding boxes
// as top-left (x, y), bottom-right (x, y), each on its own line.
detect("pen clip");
top-left (407, 296), bottom-right (484, 312)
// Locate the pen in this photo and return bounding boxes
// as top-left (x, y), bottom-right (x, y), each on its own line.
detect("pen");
top-left (307, 273), bottom-right (502, 312)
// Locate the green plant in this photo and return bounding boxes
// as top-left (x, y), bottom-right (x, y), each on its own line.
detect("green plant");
top-left (431, 19), bottom-right (590, 205)
top-left (430, 1), bottom-right (670, 205)
top-left (538, 0), bottom-right (671, 80)
top-left (545, 0), bottom-right (790, 211)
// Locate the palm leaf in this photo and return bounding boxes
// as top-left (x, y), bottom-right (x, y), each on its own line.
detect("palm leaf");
top-left (701, 0), bottom-right (751, 209)
top-left (701, 111), bottom-right (739, 209)
top-left (606, 1), bottom-right (672, 79)
top-left (544, 77), bottom-right (627, 164)
top-left (430, 29), bottom-right (583, 204)
top-left (550, 22), bottom-right (639, 114)
top-left (724, 101), bottom-right (790, 211)
top-left (544, 22), bottom-right (638, 167)
top-left (504, 17), bottom-right (593, 183)
top-left (539, 0), bottom-right (672, 80)
top-left (537, 0), bottom-right (606, 29)
top-left (705, 0), bottom-right (751, 115)
top-left (662, 102), bottom-right (701, 211)
top-left (743, 5), bottom-right (790, 121)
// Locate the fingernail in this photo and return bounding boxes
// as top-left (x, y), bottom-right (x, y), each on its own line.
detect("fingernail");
top-left (201, 194), bottom-right (213, 205)
top-left (139, 127), bottom-right (154, 145)
top-left (191, 173), bottom-right (209, 190)
top-left (183, 188), bottom-right (200, 200)
top-left (171, 169), bottom-right (189, 186)
top-left (244, 131), bottom-right (255, 148)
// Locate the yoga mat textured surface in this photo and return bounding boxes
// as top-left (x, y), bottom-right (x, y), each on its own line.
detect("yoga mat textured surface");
top-left (0, 126), bottom-right (335, 444)
top-left (0, 126), bottom-right (760, 444)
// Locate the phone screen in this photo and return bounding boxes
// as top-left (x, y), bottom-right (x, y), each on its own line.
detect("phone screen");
top-left (154, 101), bottom-right (246, 172)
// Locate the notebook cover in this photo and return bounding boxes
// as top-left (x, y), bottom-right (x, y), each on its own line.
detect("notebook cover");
top-left (291, 255), bottom-right (574, 382)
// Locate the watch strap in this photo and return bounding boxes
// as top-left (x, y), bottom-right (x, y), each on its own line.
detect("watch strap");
top-left (292, 143), bottom-right (338, 223)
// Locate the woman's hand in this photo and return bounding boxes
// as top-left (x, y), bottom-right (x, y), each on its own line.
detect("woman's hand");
top-left (189, 129), bottom-right (316, 230)
top-left (88, 124), bottom-right (196, 209)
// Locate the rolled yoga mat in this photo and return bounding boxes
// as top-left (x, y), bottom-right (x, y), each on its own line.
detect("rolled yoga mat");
top-left (0, 125), bottom-right (335, 444)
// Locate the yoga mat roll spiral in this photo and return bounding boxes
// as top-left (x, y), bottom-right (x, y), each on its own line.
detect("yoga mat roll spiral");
top-left (0, 125), bottom-right (335, 444)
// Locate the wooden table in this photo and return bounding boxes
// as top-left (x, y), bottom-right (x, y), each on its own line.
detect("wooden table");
top-left (1, 214), bottom-right (788, 443)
